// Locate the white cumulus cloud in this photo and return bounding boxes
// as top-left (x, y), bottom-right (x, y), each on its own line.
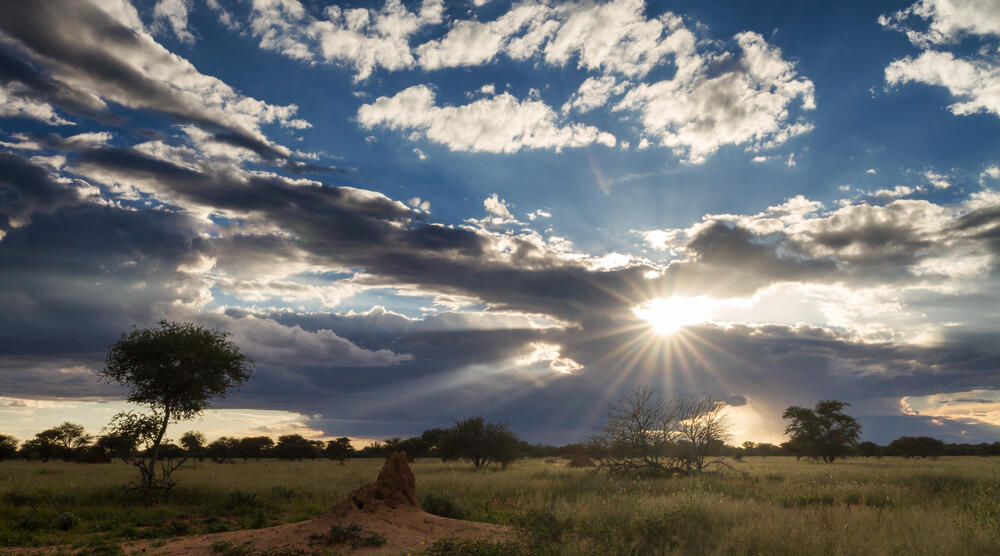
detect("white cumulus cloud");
top-left (883, 0), bottom-right (1000, 118)
top-left (357, 85), bottom-right (617, 153)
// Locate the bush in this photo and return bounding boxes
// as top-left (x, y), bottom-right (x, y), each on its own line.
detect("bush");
top-left (55, 512), bottom-right (80, 530)
top-left (420, 492), bottom-right (465, 519)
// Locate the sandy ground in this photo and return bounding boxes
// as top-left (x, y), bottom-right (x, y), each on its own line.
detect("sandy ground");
top-left (0, 506), bottom-right (515, 555)
top-left (130, 505), bottom-right (514, 555)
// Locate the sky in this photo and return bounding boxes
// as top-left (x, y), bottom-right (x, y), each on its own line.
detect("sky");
top-left (1, 0), bottom-right (1000, 447)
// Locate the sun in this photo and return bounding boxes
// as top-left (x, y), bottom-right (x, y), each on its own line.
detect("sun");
top-left (632, 297), bottom-right (711, 334)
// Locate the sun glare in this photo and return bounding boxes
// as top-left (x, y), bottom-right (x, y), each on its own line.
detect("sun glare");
top-left (633, 297), bottom-right (711, 334)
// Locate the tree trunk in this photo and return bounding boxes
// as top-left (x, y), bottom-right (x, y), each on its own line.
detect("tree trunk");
top-left (145, 406), bottom-right (170, 491)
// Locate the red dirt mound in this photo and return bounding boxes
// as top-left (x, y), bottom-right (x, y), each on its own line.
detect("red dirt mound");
top-left (334, 450), bottom-right (419, 514)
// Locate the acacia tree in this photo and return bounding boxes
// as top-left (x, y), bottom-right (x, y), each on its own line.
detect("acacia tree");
top-left (588, 387), bottom-right (683, 475)
top-left (98, 321), bottom-right (252, 492)
top-left (439, 416), bottom-right (521, 468)
top-left (22, 422), bottom-right (92, 461)
top-left (180, 431), bottom-right (206, 460)
top-left (324, 437), bottom-right (353, 463)
top-left (676, 398), bottom-right (731, 474)
top-left (782, 400), bottom-right (861, 463)
top-left (588, 388), bottom-right (733, 476)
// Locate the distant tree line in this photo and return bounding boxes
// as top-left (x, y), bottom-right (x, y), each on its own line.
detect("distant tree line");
top-left (0, 416), bottom-right (524, 467)
top-left (3, 424), bottom-right (998, 466)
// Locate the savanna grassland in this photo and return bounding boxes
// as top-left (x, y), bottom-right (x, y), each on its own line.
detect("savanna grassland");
top-left (1, 457), bottom-right (999, 555)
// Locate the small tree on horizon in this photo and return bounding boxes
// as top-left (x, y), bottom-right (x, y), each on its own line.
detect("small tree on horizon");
top-left (440, 416), bottom-right (521, 468)
top-left (180, 431), bottom-right (207, 460)
top-left (782, 400), bottom-right (861, 463)
top-left (21, 422), bottom-right (92, 461)
top-left (98, 321), bottom-right (253, 493)
top-left (324, 437), bottom-right (353, 463)
top-left (0, 434), bottom-right (18, 461)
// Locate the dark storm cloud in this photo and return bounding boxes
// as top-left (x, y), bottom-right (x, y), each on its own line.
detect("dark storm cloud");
top-left (0, 46), bottom-right (113, 122)
top-left (70, 143), bottom-right (660, 321)
top-left (653, 222), bottom-right (836, 297)
top-left (195, 309), bottom-right (1000, 443)
top-left (0, 0), bottom-right (289, 159)
top-left (0, 150), bottom-right (80, 229)
top-left (0, 201), bottom-right (209, 359)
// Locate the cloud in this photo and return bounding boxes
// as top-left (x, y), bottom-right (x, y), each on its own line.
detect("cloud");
top-left (879, 0), bottom-right (1000, 47)
top-left (248, 0), bottom-right (443, 80)
top-left (358, 85), bottom-right (616, 153)
top-left (153, 0), bottom-right (195, 44)
top-left (0, 83), bottom-right (74, 125)
top-left (484, 193), bottom-right (514, 220)
top-left (4, 130), bottom-right (1000, 442)
top-left (222, 0), bottom-right (814, 163)
top-left (886, 51), bottom-right (1000, 117)
top-left (416, 3), bottom-right (550, 70)
top-left (615, 32), bottom-right (815, 163)
top-left (0, 0), bottom-right (306, 156)
top-left (562, 75), bottom-right (629, 114)
top-left (882, 0), bottom-right (1000, 118)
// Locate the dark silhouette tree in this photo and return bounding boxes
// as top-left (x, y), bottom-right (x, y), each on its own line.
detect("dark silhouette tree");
top-left (857, 441), bottom-right (881, 458)
top-left (22, 422), bottom-right (91, 461)
top-left (180, 431), bottom-right (206, 460)
top-left (274, 434), bottom-right (319, 460)
top-left (782, 400), bottom-right (861, 463)
top-left (207, 437), bottom-right (239, 463)
top-left (888, 436), bottom-right (945, 459)
top-left (237, 436), bottom-right (274, 461)
top-left (0, 434), bottom-right (18, 461)
top-left (440, 416), bottom-right (521, 468)
top-left (324, 437), bottom-right (353, 463)
top-left (98, 321), bottom-right (253, 492)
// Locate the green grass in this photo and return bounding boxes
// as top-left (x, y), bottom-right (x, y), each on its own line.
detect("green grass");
top-left (2, 457), bottom-right (999, 554)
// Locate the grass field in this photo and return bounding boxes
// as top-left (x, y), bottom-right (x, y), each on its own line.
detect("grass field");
top-left (2, 457), bottom-right (999, 554)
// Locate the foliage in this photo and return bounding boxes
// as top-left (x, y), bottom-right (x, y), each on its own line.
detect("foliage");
top-left (588, 388), bottom-right (733, 476)
top-left (857, 441), bottom-right (881, 458)
top-left (439, 416), bottom-right (521, 468)
top-left (273, 435), bottom-right (321, 460)
top-left (20, 422), bottom-right (92, 461)
top-left (237, 436), bottom-right (275, 461)
top-left (97, 321), bottom-right (252, 492)
top-left (180, 431), bottom-right (207, 459)
top-left (0, 434), bottom-right (19, 461)
top-left (323, 437), bottom-right (352, 463)
top-left (102, 411), bottom-right (188, 491)
top-left (422, 537), bottom-right (528, 556)
top-left (888, 436), bottom-right (946, 459)
top-left (420, 491), bottom-right (466, 519)
top-left (207, 437), bottom-right (239, 463)
top-left (782, 400), bottom-right (861, 463)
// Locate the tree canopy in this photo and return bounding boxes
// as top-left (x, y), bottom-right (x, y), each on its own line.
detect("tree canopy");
top-left (97, 321), bottom-right (252, 491)
top-left (782, 400), bottom-right (861, 463)
top-left (100, 321), bottom-right (253, 421)
top-left (439, 416), bottom-right (521, 468)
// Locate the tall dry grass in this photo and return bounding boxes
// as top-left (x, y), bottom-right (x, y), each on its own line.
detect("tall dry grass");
top-left (1, 456), bottom-right (998, 554)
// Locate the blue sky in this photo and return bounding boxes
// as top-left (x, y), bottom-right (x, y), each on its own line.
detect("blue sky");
top-left (1, 0), bottom-right (1000, 446)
